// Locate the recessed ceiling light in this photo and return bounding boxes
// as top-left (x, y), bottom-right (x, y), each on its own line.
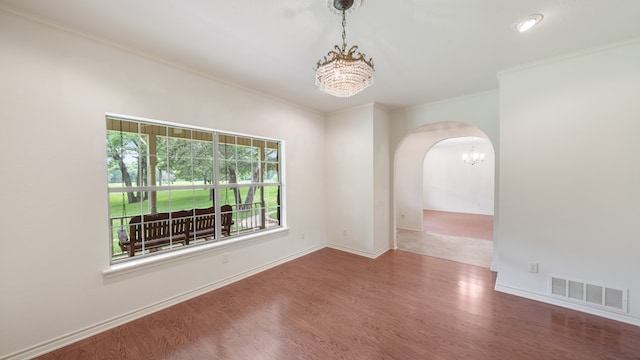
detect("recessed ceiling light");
top-left (514, 14), bottom-right (543, 33)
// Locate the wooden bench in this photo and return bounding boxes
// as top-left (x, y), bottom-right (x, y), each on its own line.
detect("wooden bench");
top-left (192, 206), bottom-right (216, 239)
top-left (220, 204), bottom-right (234, 236)
top-left (119, 206), bottom-right (232, 257)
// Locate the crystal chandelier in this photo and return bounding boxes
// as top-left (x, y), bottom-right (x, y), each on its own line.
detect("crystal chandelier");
top-left (462, 137), bottom-right (485, 165)
top-left (315, 0), bottom-right (374, 98)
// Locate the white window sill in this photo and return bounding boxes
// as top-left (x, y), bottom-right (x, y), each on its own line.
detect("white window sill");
top-left (103, 227), bottom-right (289, 279)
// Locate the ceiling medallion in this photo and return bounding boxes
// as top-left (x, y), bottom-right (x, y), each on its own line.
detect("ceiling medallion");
top-left (326, 0), bottom-right (361, 15)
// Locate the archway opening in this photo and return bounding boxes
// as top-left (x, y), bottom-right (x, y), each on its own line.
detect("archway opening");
top-left (423, 136), bottom-right (494, 238)
top-left (394, 122), bottom-right (495, 268)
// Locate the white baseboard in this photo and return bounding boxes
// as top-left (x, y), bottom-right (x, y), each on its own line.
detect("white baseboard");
top-left (395, 225), bottom-right (423, 232)
top-left (494, 283), bottom-right (640, 327)
top-left (490, 259), bottom-right (498, 272)
top-left (3, 244), bottom-right (325, 360)
top-left (326, 243), bottom-right (389, 259)
top-left (372, 246), bottom-right (391, 259)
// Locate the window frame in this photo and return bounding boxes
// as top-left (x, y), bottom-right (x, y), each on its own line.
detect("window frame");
top-left (106, 113), bottom-right (284, 265)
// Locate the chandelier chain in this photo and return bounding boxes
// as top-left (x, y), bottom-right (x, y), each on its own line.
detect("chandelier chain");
top-left (341, 10), bottom-right (347, 52)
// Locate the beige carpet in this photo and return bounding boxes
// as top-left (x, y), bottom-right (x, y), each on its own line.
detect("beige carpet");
top-left (396, 228), bottom-right (493, 268)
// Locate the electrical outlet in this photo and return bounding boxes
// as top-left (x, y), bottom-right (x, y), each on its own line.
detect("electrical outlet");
top-left (343, 229), bottom-right (347, 236)
top-left (222, 254), bottom-right (229, 264)
top-left (300, 232), bottom-right (305, 240)
top-left (528, 262), bottom-right (538, 273)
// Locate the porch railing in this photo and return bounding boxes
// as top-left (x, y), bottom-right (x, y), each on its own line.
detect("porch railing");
top-left (109, 202), bottom-right (280, 257)
top-left (225, 202), bottom-right (280, 235)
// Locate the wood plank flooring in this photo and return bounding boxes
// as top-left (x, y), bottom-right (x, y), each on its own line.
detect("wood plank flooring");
top-left (423, 210), bottom-right (494, 240)
top-left (36, 248), bottom-right (640, 359)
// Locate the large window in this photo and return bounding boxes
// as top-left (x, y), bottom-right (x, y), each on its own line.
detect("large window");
top-left (106, 115), bottom-right (282, 263)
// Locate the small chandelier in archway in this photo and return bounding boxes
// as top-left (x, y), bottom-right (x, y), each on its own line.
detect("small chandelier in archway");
top-left (314, 0), bottom-right (374, 97)
top-left (462, 137), bottom-right (485, 165)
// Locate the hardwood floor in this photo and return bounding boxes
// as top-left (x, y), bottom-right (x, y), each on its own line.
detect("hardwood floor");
top-left (36, 248), bottom-right (640, 359)
top-left (423, 210), bottom-right (493, 240)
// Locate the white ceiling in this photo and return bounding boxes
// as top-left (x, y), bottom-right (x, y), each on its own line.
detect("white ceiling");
top-left (2, 0), bottom-right (640, 113)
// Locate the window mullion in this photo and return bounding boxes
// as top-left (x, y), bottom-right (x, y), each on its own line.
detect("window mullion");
top-left (213, 133), bottom-right (222, 240)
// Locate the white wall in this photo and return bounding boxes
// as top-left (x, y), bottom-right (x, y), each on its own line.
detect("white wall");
top-left (373, 105), bottom-right (391, 255)
top-left (422, 137), bottom-right (495, 215)
top-left (392, 91), bottom-right (500, 233)
top-left (325, 105), bottom-right (374, 255)
top-left (496, 39), bottom-right (640, 325)
top-left (0, 11), bottom-right (327, 359)
top-left (324, 104), bottom-right (391, 257)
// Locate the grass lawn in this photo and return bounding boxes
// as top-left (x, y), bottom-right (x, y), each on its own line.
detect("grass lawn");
top-left (109, 186), bottom-right (279, 217)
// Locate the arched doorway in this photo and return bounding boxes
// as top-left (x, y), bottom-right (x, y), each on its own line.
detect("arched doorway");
top-left (393, 122), bottom-right (495, 268)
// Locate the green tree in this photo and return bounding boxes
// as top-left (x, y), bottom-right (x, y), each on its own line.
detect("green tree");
top-left (218, 143), bottom-right (261, 208)
top-left (156, 136), bottom-right (214, 183)
top-left (106, 131), bottom-right (144, 203)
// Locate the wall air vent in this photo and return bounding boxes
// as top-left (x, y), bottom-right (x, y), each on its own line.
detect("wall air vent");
top-left (549, 275), bottom-right (627, 314)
